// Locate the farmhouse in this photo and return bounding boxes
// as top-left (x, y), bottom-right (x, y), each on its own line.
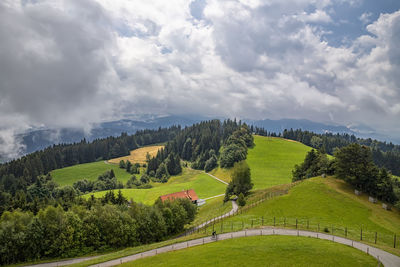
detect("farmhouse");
top-left (159, 189), bottom-right (199, 204)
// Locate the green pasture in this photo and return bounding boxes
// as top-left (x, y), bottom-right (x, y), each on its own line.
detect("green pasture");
top-left (209, 177), bottom-right (400, 252)
top-left (51, 161), bottom-right (134, 186)
top-left (84, 169), bottom-right (227, 205)
top-left (122, 236), bottom-right (377, 267)
top-left (247, 136), bottom-right (312, 189)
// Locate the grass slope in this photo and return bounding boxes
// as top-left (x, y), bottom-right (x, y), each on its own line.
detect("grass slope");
top-left (108, 145), bottom-right (164, 164)
top-left (247, 136), bottom-right (312, 189)
top-left (122, 236), bottom-right (377, 267)
top-left (51, 161), bottom-right (134, 186)
top-left (84, 169), bottom-right (227, 205)
top-left (210, 177), bottom-right (400, 251)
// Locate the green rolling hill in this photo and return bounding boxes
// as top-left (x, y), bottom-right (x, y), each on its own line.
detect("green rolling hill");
top-left (247, 136), bottom-right (313, 189)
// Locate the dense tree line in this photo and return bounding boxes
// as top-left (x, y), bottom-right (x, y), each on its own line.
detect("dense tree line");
top-left (145, 120), bottom-right (253, 180)
top-left (0, 198), bottom-right (196, 265)
top-left (254, 127), bottom-right (400, 176)
top-left (0, 127), bottom-right (180, 214)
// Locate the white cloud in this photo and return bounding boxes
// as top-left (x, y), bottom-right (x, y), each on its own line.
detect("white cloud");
top-left (359, 12), bottom-right (372, 25)
top-left (0, 0), bottom-right (400, 159)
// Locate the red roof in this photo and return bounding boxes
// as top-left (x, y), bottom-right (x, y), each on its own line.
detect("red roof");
top-left (159, 189), bottom-right (199, 202)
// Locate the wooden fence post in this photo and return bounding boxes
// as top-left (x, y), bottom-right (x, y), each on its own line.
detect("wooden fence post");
top-left (296, 218), bottom-right (298, 229)
top-left (360, 228), bottom-right (363, 241)
top-left (345, 227), bottom-right (347, 237)
top-left (274, 217), bottom-right (275, 227)
top-left (394, 234), bottom-right (397, 248)
top-left (262, 216), bottom-right (264, 226)
top-left (375, 232), bottom-right (377, 244)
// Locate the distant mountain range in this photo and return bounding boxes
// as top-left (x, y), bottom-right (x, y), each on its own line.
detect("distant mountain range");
top-left (18, 115), bottom-right (399, 155)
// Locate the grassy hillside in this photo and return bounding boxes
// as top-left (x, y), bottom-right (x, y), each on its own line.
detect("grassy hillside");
top-left (209, 177), bottom-right (400, 251)
top-left (51, 161), bottom-right (134, 186)
top-left (247, 136), bottom-right (312, 189)
top-left (84, 169), bottom-right (227, 205)
top-left (122, 236), bottom-right (377, 267)
top-left (108, 145), bottom-right (164, 164)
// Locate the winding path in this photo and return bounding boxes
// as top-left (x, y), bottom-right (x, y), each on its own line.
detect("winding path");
top-left (88, 228), bottom-right (400, 267)
top-left (204, 172), bottom-right (228, 185)
top-left (194, 200), bottom-right (238, 231)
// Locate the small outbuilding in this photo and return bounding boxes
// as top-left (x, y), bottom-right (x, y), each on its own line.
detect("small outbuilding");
top-left (159, 189), bottom-right (199, 204)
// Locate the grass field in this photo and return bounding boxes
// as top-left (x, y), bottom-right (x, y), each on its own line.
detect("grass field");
top-left (247, 136), bottom-right (313, 189)
top-left (209, 167), bottom-right (233, 183)
top-left (209, 177), bottom-right (400, 252)
top-left (51, 161), bottom-right (134, 186)
top-left (108, 145), bottom-right (164, 164)
top-left (84, 169), bottom-right (227, 205)
top-left (189, 195), bottom-right (232, 227)
top-left (121, 236), bottom-right (377, 267)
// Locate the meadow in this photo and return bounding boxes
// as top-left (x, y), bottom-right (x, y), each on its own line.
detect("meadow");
top-left (84, 169), bottom-right (227, 205)
top-left (121, 236), bottom-right (377, 267)
top-left (51, 161), bottom-right (134, 186)
top-left (108, 145), bottom-right (164, 164)
top-left (246, 136), bottom-right (312, 189)
top-left (208, 177), bottom-right (400, 252)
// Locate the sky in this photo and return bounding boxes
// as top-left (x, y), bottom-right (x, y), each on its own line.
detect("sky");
top-left (0, 0), bottom-right (400, 159)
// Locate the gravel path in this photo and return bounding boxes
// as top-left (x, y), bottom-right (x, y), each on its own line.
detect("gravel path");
top-left (92, 228), bottom-right (400, 267)
top-left (204, 172), bottom-right (229, 185)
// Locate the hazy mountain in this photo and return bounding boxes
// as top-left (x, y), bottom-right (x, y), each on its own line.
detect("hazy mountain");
top-left (18, 116), bottom-right (399, 156)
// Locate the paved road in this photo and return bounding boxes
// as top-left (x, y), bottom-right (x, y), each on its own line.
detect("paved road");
top-left (24, 227), bottom-right (400, 267)
top-left (204, 172), bottom-right (229, 185)
top-left (92, 228), bottom-right (400, 267)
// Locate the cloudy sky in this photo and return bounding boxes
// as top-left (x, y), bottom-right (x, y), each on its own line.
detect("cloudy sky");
top-left (1, 0), bottom-right (400, 158)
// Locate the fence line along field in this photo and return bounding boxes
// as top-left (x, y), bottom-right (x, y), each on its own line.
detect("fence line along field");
top-left (108, 145), bottom-right (165, 164)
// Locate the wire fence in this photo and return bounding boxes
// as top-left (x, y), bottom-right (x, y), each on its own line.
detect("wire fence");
top-left (183, 183), bottom-right (400, 251)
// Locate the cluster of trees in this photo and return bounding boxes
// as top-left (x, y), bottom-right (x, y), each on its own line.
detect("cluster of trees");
top-left (146, 151), bottom-right (182, 182)
top-left (220, 126), bottom-right (253, 168)
top-left (0, 198), bottom-right (197, 265)
top-left (119, 160), bottom-right (141, 175)
top-left (334, 144), bottom-right (398, 204)
top-left (163, 120), bottom-right (244, 171)
top-left (73, 170), bottom-right (123, 193)
top-left (224, 161), bottom-right (253, 206)
top-left (0, 127), bottom-right (181, 215)
top-left (292, 149), bottom-right (334, 181)
top-left (0, 174), bottom-right (81, 215)
top-left (292, 144), bottom-right (400, 206)
top-left (254, 127), bottom-right (400, 176)
top-left (126, 175), bottom-right (152, 189)
top-left (144, 119), bottom-right (252, 182)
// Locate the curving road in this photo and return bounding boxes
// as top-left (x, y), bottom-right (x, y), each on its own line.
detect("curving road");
top-left (91, 228), bottom-right (400, 267)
